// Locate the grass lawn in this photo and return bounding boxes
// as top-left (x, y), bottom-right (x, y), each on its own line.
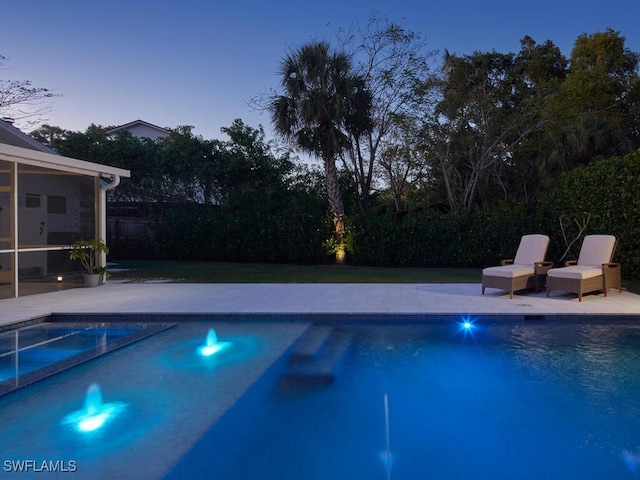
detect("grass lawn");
top-left (108, 259), bottom-right (639, 294)
top-left (108, 260), bottom-right (483, 284)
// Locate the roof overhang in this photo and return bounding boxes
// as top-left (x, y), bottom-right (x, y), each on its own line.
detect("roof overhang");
top-left (0, 143), bottom-right (130, 178)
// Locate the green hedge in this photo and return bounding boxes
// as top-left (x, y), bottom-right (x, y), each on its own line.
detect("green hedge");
top-left (346, 205), bottom-right (544, 268)
top-left (145, 201), bottom-right (332, 265)
top-left (109, 152), bottom-right (639, 281)
top-left (538, 151), bottom-right (640, 279)
top-left (347, 151), bottom-right (639, 279)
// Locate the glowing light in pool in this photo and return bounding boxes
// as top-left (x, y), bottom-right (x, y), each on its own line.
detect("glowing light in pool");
top-left (197, 329), bottom-right (232, 357)
top-left (61, 383), bottom-right (127, 433)
top-left (459, 316), bottom-right (478, 336)
top-left (461, 316), bottom-right (475, 330)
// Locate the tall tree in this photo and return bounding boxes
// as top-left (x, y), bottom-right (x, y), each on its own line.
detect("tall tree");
top-left (29, 124), bottom-right (69, 146)
top-left (426, 41), bottom-right (559, 211)
top-left (157, 125), bottom-right (216, 205)
top-left (55, 124), bottom-right (161, 204)
top-left (216, 119), bottom-right (295, 211)
top-left (336, 15), bottom-right (436, 214)
top-left (502, 36), bottom-right (568, 202)
top-left (270, 41), bottom-right (373, 262)
top-left (378, 115), bottom-right (428, 213)
top-left (54, 124), bottom-right (111, 162)
top-left (544, 28), bottom-right (640, 168)
top-left (0, 54), bottom-right (59, 129)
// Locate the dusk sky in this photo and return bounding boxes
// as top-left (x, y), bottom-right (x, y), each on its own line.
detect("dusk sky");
top-left (3, 0), bottom-right (639, 142)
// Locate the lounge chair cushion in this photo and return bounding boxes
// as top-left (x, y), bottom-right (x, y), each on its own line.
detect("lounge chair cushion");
top-left (547, 265), bottom-right (603, 280)
top-left (513, 234), bottom-right (550, 265)
top-left (577, 235), bottom-right (616, 266)
top-left (482, 265), bottom-right (535, 278)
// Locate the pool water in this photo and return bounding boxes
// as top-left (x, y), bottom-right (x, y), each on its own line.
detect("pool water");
top-left (2, 317), bottom-right (640, 479)
top-left (0, 320), bottom-right (306, 480)
top-left (0, 320), bottom-right (174, 396)
top-left (168, 321), bottom-right (640, 480)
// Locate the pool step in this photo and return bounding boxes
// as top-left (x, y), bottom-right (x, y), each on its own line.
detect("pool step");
top-left (283, 326), bottom-right (352, 384)
top-left (288, 324), bottom-right (334, 363)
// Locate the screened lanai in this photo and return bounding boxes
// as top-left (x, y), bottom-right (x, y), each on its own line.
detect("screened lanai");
top-left (0, 143), bottom-right (130, 298)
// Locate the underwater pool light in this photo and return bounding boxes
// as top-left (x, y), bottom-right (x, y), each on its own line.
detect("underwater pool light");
top-left (62, 383), bottom-right (127, 434)
top-left (77, 410), bottom-right (110, 432)
top-left (459, 316), bottom-right (477, 335)
top-left (197, 329), bottom-right (232, 358)
top-left (199, 344), bottom-right (224, 357)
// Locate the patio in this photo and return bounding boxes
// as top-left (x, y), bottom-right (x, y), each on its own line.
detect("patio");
top-left (1, 281), bottom-right (638, 327)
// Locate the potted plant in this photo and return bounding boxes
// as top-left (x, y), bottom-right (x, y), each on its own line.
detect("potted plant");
top-left (69, 238), bottom-right (109, 287)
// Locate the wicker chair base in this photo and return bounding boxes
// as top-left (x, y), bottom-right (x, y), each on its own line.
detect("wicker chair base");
top-left (482, 262), bottom-right (552, 300)
top-left (546, 264), bottom-right (622, 301)
top-left (482, 273), bottom-right (546, 300)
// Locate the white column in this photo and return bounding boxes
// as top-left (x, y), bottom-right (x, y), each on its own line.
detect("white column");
top-left (98, 175), bottom-right (120, 283)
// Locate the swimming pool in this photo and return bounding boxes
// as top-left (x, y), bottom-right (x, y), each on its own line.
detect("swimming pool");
top-left (0, 319), bottom-right (174, 396)
top-left (1, 315), bottom-right (640, 479)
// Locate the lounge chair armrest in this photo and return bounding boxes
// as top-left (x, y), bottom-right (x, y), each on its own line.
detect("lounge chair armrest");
top-left (500, 259), bottom-right (514, 266)
top-left (535, 261), bottom-right (553, 275)
top-left (563, 260), bottom-right (578, 266)
top-left (602, 262), bottom-right (623, 293)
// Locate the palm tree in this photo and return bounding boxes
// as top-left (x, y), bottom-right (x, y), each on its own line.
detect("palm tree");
top-left (271, 41), bottom-right (372, 263)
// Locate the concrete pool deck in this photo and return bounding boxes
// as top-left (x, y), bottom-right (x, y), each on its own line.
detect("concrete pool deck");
top-left (1, 282), bottom-right (639, 326)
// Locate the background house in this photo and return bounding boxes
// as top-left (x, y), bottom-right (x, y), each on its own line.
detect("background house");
top-left (106, 119), bottom-right (171, 140)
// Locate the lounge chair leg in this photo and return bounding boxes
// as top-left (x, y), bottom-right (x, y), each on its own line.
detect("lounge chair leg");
top-left (482, 286), bottom-right (485, 295)
top-left (509, 291), bottom-right (514, 300)
top-left (546, 287), bottom-right (550, 298)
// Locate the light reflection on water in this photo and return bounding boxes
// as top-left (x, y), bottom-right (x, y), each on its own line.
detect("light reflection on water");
top-left (510, 323), bottom-right (640, 413)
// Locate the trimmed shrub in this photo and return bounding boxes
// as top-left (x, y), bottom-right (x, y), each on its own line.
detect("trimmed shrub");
top-left (110, 151), bottom-right (639, 282)
top-left (538, 151), bottom-right (640, 278)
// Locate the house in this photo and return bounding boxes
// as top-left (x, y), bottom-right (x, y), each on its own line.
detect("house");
top-left (0, 118), bottom-right (57, 153)
top-left (106, 119), bottom-right (171, 140)
top-left (0, 119), bottom-right (130, 298)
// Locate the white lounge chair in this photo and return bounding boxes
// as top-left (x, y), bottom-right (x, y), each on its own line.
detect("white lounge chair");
top-left (482, 234), bottom-right (552, 299)
top-left (546, 234), bottom-right (622, 301)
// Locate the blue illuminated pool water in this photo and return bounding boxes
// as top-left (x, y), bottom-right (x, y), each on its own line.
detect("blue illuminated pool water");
top-left (2, 316), bottom-right (640, 480)
top-left (0, 321), bottom-right (173, 396)
top-left (167, 320), bottom-right (640, 480)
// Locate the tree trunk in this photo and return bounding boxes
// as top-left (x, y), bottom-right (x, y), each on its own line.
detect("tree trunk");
top-left (437, 144), bottom-right (455, 209)
top-left (324, 156), bottom-right (346, 264)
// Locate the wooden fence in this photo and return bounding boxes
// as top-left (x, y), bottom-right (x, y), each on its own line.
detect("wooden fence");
top-left (107, 217), bottom-right (152, 240)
